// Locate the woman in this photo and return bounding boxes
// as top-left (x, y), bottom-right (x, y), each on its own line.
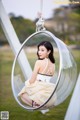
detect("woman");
top-left (18, 41), bottom-right (56, 107)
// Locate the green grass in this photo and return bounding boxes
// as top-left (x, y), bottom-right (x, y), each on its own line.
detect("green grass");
top-left (0, 47), bottom-right (80, 120)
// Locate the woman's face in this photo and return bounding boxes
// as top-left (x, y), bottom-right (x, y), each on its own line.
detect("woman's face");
top-left (38, 45), bottom-right (50, 59)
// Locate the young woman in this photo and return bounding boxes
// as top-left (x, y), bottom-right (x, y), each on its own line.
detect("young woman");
top-left (18, 41), bottom-right (56, 107)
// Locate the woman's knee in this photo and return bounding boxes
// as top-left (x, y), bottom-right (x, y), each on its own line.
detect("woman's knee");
top-left (20, 93), bottom-right (24, 99)
top-left (20, 93), bottom-right (28, 100)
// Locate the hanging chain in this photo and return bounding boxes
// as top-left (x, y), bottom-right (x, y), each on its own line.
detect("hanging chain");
top-left (40, 0), bottom-right (43, 17)
top-left (36, 0), bottom-right (46, 32)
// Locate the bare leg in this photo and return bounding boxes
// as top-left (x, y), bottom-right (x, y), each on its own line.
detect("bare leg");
top-left (20, 93), bottom-right (32, 106)
top-left (20, 93), bottom-right (40, 107)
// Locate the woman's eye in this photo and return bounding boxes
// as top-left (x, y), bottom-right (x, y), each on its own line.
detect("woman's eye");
top-left (38, 49), bottom-right (44, 52)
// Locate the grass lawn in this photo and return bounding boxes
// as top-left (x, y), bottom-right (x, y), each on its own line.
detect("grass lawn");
top-left (0, 46), bottom-right (80, 120)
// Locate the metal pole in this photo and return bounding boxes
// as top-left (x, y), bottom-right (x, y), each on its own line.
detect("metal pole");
top-left (64, 74), bottom-right (80, 120)
top-left (40, 0), bottom-right (43, 15)
top-left (0, 0), bottom-right (32, 79)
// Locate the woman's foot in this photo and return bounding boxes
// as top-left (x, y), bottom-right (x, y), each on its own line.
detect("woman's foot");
top-left (32, 101), bottom-right (40, 108)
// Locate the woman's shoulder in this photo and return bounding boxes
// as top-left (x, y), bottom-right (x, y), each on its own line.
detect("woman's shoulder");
top-left (35, 59), bottom-right (45, 66)
top-left (35, 59), bottom-right (55, 67)
top-left (35, 60), bottom-right (41, 65)
top-left (35, 59), bottom-right (43, 64)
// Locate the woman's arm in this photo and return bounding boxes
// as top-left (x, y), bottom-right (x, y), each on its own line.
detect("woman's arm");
top-left (29, 60), bottom-right (40, 84)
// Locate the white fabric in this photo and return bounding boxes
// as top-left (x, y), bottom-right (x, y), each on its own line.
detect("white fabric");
top-left (37, 74), bottom-right (52, 83)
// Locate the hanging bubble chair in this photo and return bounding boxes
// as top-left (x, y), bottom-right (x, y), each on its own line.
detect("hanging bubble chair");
top-left (11, 30), bottom-right (77, 111)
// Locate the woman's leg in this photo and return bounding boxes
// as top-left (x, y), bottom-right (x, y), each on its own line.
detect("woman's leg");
top-left (20, 93), bottom-right (40, 107)
top-left (20, 93), bottom-right (32, 106)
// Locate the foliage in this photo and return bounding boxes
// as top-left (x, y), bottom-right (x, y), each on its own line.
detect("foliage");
top-left (10, 16), bottom-right (35, 43)
top-left (49, 5), bottom-right (80, 45)
top-left (0, 16), bottom-right (35, 45)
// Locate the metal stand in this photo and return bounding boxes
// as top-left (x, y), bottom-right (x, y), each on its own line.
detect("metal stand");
top-left (0, 0), bottom-right (32, 79)
top-left (65, 74), bottom-right (80, 120)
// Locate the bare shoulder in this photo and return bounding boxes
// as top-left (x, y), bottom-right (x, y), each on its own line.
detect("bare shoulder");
top-left (34, 60), bottom-right (43, 70)
top-left (35, 59), bottom-right (43, 65)
top-left (35, 59), bottom-right (45, 67)
top-left (33, 60), bottom-right (41, 71)
top-left (52, 63), bottom-right (55, 70)
top-left (34, 60), bottom-right (41, 67)
top-left (51, 62), bottom-right (55, 67)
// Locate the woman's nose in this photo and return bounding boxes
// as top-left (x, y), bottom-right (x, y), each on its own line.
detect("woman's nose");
top-left (38, 51), bottom-right (41, 54)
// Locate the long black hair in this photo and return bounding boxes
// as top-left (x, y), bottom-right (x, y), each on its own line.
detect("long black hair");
top-left (37, 41), bottom-right (55, 63)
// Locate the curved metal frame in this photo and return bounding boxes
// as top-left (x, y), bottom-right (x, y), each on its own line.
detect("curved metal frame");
top-left (11, 30), bottom-right (62, 110)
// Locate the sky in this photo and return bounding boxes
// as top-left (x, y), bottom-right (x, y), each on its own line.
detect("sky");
top-left (2, 0), bottom-right (69, 20)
